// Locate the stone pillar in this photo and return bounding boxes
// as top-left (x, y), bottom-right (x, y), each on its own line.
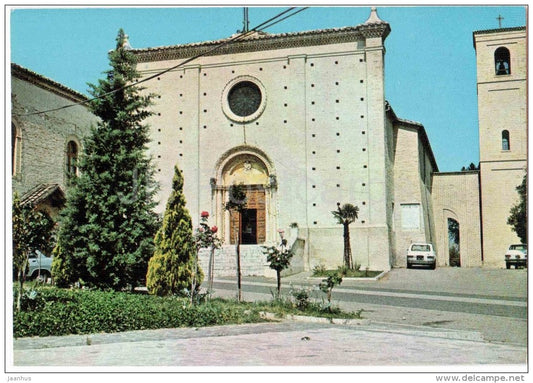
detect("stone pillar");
top-left (359, 8), bottom-right (392, 271)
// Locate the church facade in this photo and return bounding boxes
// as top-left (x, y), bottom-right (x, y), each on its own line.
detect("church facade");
top-left (131, 8), bottom-right (439, 274)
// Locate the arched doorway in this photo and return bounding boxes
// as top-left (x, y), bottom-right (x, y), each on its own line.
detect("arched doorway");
top-left (448, 218), bottom-right (460, 267)
top-left (213, 146), bottom-right (277, 245)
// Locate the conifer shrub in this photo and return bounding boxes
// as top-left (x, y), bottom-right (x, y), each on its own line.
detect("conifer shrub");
top-left (146, 165), bottom-right (203, 296)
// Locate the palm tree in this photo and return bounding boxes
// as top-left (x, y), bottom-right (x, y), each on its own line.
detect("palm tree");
top-left (332, 202), bottom-right (359, 269)
top-left (224, 183), bottom-right (247, 302)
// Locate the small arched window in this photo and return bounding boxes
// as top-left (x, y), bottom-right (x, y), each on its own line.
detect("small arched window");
top-left (502, 130), bottom-right (510, 151)
top-left (12, 123), bottom-right (21, 176)
top-left (495, 47), bottom-right (511, 75)
top-left (66, 141), bottom-right (79, 178)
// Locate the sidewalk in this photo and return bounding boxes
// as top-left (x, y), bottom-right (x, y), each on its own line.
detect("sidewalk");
top-left (11, 320), bottom-right (527, 369)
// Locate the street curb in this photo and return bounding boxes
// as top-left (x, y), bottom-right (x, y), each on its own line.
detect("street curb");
top-left (259, 311), bottom-right (370, 326)
top-left (306, 270), bottom-right (389, 281)
top-left (257, 312), bottom-right (487, 343)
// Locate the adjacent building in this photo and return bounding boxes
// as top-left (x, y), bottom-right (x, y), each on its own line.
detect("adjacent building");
top-left (11, 63), bottom-right (98, 217)
top-left (474, 26), bottom-right (527, 267)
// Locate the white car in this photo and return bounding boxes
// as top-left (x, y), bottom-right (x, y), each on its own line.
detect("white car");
top-left (28, 250), bottom-right (53, 281)
top-left (505, 244), bottom-right (527, 269)
top-left (407, 243), bottom-right (436, 270)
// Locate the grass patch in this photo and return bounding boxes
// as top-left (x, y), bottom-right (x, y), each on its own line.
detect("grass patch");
top-left (13, 285), bottom-right (361, 338)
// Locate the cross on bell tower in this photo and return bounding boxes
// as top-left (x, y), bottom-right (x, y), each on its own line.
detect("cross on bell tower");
top-left (497, 14), bottom-right (504, 28)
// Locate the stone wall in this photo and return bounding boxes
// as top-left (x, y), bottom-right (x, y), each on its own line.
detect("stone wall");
top-left (432, 172), bottom-right (482, 267)
top-left (11, 65), bottom-right (99, 197)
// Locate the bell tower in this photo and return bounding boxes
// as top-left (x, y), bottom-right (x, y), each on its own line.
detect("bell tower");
top-left (473, 25), bottom-right (527, 267)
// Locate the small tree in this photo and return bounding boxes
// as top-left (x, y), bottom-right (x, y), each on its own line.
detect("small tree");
top-left (318, 270), bottom-right (344, 308)
top-left (194, 211), bottom-right (221, 298)
top-left (12, 194), bottom-right (55, 311)
top-left (146, 165), bottom-right (200, 296)
top-left (461, 162), bottom-right (479, 171)
top-left (508, 173), bottom-right (527, 244)
top-left (331, 202), bottom-right (359, 269)
top-left (262, 230), bottom-right (293, 299)
top-left (224, 183), bottom-right (247, 302)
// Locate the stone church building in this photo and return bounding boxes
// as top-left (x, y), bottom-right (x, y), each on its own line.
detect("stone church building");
top-left (130, 8), bottom-right (440, 274)
top-left (11, 8), bottom-right (526, 275)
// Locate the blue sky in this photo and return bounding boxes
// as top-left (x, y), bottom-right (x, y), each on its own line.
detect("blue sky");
top-left (9, 6), bottom-right (527, 172)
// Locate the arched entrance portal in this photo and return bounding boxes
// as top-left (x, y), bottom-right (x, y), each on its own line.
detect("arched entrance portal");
top-left (213, 146), bottom-right (277, 245)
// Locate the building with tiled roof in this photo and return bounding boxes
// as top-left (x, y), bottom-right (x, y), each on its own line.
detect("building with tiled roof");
top-left (11, 63), bottom-right (99, 218)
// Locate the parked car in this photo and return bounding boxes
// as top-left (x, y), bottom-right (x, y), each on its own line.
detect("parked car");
top-left (407, 243), bottom-right (436, 270)
top-left (28, 250), bottom-right (53, 281)
top-left (505, 244), bottom-right (527, 269)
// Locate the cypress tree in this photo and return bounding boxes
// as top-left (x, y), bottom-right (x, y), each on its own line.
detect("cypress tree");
top-left (53, 29), bottom-right (158, 290)
top-left (508, 173), bottom-right (527, 244)
top-left (146, 165), bottom-right (201, 296)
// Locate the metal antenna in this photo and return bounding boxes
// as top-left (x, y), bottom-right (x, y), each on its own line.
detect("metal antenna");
top-left (243, 7), bottom-right (249, 33)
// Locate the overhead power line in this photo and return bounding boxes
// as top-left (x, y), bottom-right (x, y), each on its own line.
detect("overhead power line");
top-left (13, 7), bottom-right (308, 118)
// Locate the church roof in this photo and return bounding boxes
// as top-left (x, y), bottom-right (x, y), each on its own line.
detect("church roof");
top-left (20, 183), bottom-right (65, 208)
top-left (11, 63), bottom-right (88, 104)
top-left (130, 8), bottom-right (390, 62)
top-left (472, 26), bottom-right (526, 48)
top-left (473, 25), bottom-right (526, 35)
top-left (386, 101), bottom-right (439, 172)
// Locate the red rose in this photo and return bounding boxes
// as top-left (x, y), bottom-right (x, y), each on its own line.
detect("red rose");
top-left (201, 211), bottom-right (209, 218)
top-left (211, 226), bottom-right (218, 233)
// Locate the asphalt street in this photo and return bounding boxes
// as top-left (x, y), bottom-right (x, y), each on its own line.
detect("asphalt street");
top-left (211, 268), bottom-right (528, 345)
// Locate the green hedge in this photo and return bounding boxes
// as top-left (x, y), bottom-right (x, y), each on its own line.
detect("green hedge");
top-left (13, 287), bottom-right (264, 338)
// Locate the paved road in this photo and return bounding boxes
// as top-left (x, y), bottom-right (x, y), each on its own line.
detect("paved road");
top-left (211, 268), bottom-right (528, 345)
